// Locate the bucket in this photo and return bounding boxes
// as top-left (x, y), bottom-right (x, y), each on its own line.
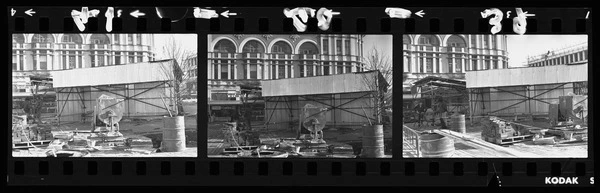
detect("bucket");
top-left (418, 133), bottom-right (455, 157)
top-left (361, 125), bottom-right (385, 158)
top-left (452, 114), bottom-right (466, 134)
top-left (162, 116), bottom-right (186, 152)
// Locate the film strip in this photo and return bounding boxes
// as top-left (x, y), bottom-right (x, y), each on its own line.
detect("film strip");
top-left (5, 3), bottom-right (594, 188)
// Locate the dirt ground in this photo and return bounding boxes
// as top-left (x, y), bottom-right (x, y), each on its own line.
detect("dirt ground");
top-left (403, 118), bottom-right (588, 158)
top-left (207, 122), bottom-right (393, 156)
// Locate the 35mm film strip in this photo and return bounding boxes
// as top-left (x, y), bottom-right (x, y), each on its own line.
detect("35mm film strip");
top-left (4, 4), bottom-right (594, 187)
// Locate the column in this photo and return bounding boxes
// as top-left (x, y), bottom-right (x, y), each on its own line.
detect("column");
top-left (233, 62), bottom-right (238, 79)
top-left (94, 53), bottom-right (98, 67)
top-left (246, 63), bottom-right (250, 79)
top-left (228, 64), bottom-right (232, 79)
top-left (411, 52), bottom-right (417, 72)
top-left (321, 63), bottom-right (324, 75)
top-left (217, 63), bottom-right (221, 79)
top-left (273, 63), bottom-right (281, 79)
top-left (36, 51), bottom-right (40, 70)
top-left (313, 63), bottom-right (317, 75)
top-left (263, 61), bottom-right (269, 80)
top-left (16, 54), bottom-right (21, 71)
top-left (452, 57), bottom-right (456, 73)
top-left (304, 62), bottom-right (308, 75)
top-left (462, 58), bottom-right (466, 72)
top-left (422, 56), bottom-right (426, 73)
top-left (432, 54), bottom-right (437, 73)
top-left (104, 55), bottom-right (108, 67)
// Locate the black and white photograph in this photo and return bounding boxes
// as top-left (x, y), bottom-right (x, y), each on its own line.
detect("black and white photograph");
top-left (402, 34), bottom-right (588, 158)
top-left (207, 34), bottom-right (392, 158)
top-left (11, 33), bottom-right (198, 157)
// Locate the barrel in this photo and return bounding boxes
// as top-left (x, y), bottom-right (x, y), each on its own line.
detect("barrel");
top-left (361, 125), bottom-right (385, 158)
top-left (418, 133), bottom-right (455, 157)
top-left (451, 114), bottom-right (466, 134)
top-left (162, 116), bottom-right (186, 152)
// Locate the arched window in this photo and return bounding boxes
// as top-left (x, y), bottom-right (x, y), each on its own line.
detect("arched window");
top-left (242, 40), bottom-right (265, 53)
top-left (298, 42), bottom-right (319, 55)
top-left (271, 41), bottom-right (292, 54)
top-left (214, 39), bottom-right (236, 53)
top-left (12, 34), bottom-right (25, 43)
top-left (90, 34), bottom-right (110, 44)
top-left (211, 39), bottom-right (236, 80)
top-left (32, 34), bottom-right (54, 43)
top-left (447, 35), bottom-right (466, 47)
top-left (241, 40), bottom-right (264, 79)
top-left (418, 35), bottom-right (439, 46)
top-left (270, 41), bottom-right (293, 80)
top-left (403, 35), bottom-right (411, 44)
top-left (61, 34), bottom-right (82, 44)
top-left (446, 35), bottom-right (466, 73)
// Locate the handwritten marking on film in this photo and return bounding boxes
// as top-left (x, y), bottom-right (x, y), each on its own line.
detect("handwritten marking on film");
top-left (586, 11), bottom-right (590, 19)
top-left (11, 8), bottom-right (16, 16)
top-left (71, 7), bottom-right (122, 32)
top-left (481, 8), bottom-right (534, 35)
top-left (284, 7), bottom-right (339, 32)
top-left (385, 8), bottom-right (425, 18)
top-left (193, 8), bottom-right (237, 19)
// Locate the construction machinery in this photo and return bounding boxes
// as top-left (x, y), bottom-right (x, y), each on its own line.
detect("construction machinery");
top-left (481, 116), bottom-right (534, 145)
top-left (298, 103), bottom-right (328, 143)
top-left (86, 94), bottom-right (126, 146)
top-left (546, 95), bottom-right (588, 141)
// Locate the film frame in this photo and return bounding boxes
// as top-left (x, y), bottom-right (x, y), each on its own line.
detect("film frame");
top-left (4, 1), bottom-right (595, 188)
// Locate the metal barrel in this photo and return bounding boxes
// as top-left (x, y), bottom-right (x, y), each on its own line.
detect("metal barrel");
top-left (362, 125), bottom-right (385, 158)
top-left (452, 114), bottom-right (466, 134)
top-left (418, 133), bottom-right (455, 157)
top-left (162, 116), bottom-right (186, 152)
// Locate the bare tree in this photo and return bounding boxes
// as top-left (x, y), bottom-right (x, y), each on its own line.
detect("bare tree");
top-left (361, 47), bottom-right (393, 125)
top-left (158, 36), bottom-right (196, 116)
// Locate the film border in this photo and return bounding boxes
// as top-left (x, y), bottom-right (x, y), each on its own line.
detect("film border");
top-left (4, 6), bottom-right (594, 187)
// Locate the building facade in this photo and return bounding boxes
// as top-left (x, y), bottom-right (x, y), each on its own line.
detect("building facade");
top-left (207, 34), bottom-right (365, 122)
top-left (184, 54), bottom-right (198, 98)
top-left (526, 42), bottom-right (588, 67)
top-left (12, 34), bottom-right (156, 97)
top-left (402, 34), bottom-right (509, 109)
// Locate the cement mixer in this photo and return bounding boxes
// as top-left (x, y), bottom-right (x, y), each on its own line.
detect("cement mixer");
top-left (300, 103), bottom-right (328, 143)
top-left (92, 94), bottom-right (124, 134)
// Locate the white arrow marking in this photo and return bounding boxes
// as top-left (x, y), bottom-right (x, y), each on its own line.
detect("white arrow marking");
top-left (11, 8), bottom-right (16, 16)
top-left (220, 10), bottom-right (229, 18)
top-left (25, 9), bottom-right (35, 16)
top-left (415, 10), bottom-right (425, 17)
top-left (220, 10), bottom-right (237, 18)
top-left (130, 10), bottom-right (145, 18)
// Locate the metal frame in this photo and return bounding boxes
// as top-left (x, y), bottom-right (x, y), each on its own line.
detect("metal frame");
top-left (263, 91), bottom-right (376, 135)
top-left (55, 81), bottom-right (173, 124)
top-left (469, 82), bottom-right (585, 117)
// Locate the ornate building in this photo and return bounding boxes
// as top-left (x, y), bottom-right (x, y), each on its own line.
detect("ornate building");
top-left (402, 34), bottom-right (509, 109)
top-left (12, 34), bottom-right (155, 72)
top-left (207, 34), bottom-right (365, 122)
top-left (526, 42), bottom-right (588, 67)
top-left (12, 34), bottom-right (156, 113)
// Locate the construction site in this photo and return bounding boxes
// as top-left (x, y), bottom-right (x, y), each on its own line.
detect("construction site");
top-left (207, 71), bottom-right (393, 158)
top-left (402, 40), bottom-right (588, 158)
top-left (12, 60), bottom-right (198, 157)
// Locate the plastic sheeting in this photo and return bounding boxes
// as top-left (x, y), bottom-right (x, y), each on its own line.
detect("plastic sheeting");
top-left (95, 94), bottom-right (124, 125)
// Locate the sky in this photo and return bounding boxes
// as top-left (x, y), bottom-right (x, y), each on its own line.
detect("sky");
top-left (153, 34), bottom-right (198, 60)
top-left (363, 35), bottom-right (393, 65)
top-left (506, 35), bottom-right (588, 67)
